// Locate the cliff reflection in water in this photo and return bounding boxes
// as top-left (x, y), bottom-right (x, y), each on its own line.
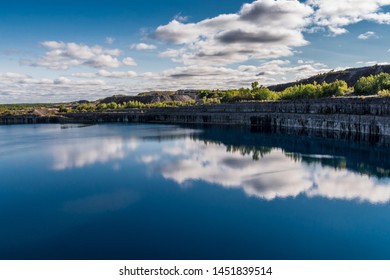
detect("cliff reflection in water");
top-left (140, 127), bottom-right (390, 204)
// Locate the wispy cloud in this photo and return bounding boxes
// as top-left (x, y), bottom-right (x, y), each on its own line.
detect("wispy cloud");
top-left (174, 13), bottom-right (189, 22)
top-left (105, 37), bottom-right (115, 45)
top-left (357, 31), bottom-right (377, 40)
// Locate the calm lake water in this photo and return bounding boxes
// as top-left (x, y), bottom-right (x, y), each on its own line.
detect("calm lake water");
top-left (1, 123), bottom-right (390, 260)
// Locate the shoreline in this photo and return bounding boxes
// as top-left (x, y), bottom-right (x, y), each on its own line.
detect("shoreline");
top-left (1, 97), bottom-right (390, 137)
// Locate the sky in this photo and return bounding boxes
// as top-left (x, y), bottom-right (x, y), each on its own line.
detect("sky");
top-left (1, 0), bottom-right (390, 103)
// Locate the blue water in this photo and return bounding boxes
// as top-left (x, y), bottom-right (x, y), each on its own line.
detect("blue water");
top-left (1, 123), bottom-right (390, 260)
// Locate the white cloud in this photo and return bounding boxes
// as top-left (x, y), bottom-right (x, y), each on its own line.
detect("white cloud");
top-left (159, 48), bottom-right (185, 58)
top-left (84, 54), bottom-right (121, 68)
top-left (72, 72), bottom-right (97, 78)
top-left (174, 13), bottom-right (189, 23)
top-left (98, 70), bottom-right (137, 78)
top-left (122, 57), bottom-right (137, 66)
top-left (0, 72), bottom-right (112, 103)
top-left (131, 43), bottom-right (157, 50)
top-left (357, 31), bottom-right (377, 40)
top-left (25, 41), bottom-right (123, 70)
top-left (246, 59), bottom-right (329, 81)
top-left (0, 72), bottom-right (30, 84)
top-left (41, 41), bottom-right (66, 49)
top-left (0, 72), bottom-right (105, 86)
top-left (356, 61), bottom-right (389, 66)
top-left (135, 59), bottom-right (328, 92)
top-left (18, 78), bottom-right (54, 85)
top-left (153, 0), bottom-right (313, 66)
top-left (148, 64), bottom-right (276, 89)
top-left (308, 0), bottom-right (390, 35)
top-left (53, 77), bottom-right (105, 85)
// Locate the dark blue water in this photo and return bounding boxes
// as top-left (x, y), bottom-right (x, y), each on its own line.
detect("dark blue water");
top-left (1, 123), bottom-right (390, 260)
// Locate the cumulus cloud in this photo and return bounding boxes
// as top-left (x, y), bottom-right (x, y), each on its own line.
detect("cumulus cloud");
top-left (131, 43), bottom-right (157, 51)
top-left (84, 54), bottom-right (121, 68)
top-left (357, 31), bottom-right (377, 40)
top-left (308, 0), bottom-right (390, 35)
top-left (25, 41), bottom-right (123, 70)
top-left (122, 57), bottom-right (137, 66)
top-left (153, 0), bottom-right (390, 67)
top-left (153, 0), bottom-right (313, 65)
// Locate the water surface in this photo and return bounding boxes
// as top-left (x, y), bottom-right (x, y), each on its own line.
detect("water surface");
top-left (1, 123), bottom-right (390, 259)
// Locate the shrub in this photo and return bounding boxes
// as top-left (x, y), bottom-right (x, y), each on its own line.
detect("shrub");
top-left (280, 83), bottom-right (321, 100)
top-left (253, 86), bottom-right (278, 101)
top-left (96, 103), bottom-right (108, 110)
top-left (354, 73), bottom-right (390, 95)
top-left (76, 103), bottom-right (95, 112)
top-left (106, 102), bottom-right (118, 110)
top-left (379, 89), bottom-right (390, 97)
top-left (322, 80), bottom-right (349, 97)
top-left (58, 105), bottom-right (69, 113)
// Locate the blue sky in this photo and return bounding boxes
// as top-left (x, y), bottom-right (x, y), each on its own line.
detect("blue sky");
top-left (1, 0), bottom-right (390, 103)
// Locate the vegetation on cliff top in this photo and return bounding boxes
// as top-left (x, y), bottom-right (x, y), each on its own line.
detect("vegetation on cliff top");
top-left (70, 73), bottom-right (388, 112)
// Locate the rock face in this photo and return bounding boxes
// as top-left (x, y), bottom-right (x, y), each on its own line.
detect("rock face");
top-left (0, 115), bottom-right (59, 124)
top-left (3, 97), bottom-right (390, 137)
top-left (58, 97), bottom-right (390, 137)
top-left (268, 64), bottom-right (390, 92)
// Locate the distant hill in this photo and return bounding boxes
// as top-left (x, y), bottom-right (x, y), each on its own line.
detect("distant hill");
top-left (99, 91), bottom-right (194, 104)
top-left (268, 64), bottom-right (390, 92)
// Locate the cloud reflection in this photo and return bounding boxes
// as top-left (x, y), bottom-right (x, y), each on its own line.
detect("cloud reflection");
top-left (148, 140), bottom-right (390, 204)
top-left (52, 137), bottom-right (138, 170)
